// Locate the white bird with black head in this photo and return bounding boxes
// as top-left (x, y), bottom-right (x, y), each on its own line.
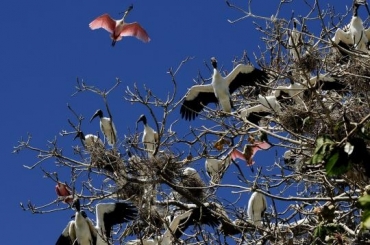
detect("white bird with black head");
top-left (90, 109), bottom-right (117, 147)
top-left (332, 1), bottom-right (370, 53)
top-left (55, 199), bottom-right (137, 245)
top-left (74, 131), bottom-right (104, 152)
top-left (288, 18), bottom-right (302, 60)
top-left (136, 114), bottom-right (159, 157)
top-left (180, 57), bottom-right (269, 121)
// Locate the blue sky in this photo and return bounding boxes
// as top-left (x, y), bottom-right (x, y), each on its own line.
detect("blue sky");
top-left (1, 0), bottom-right (347, 244)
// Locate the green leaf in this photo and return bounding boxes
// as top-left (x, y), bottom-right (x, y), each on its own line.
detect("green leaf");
top-left (362, 210), bottom-right (370, 228)
top-left (325, 148), bottom-right (350, 176)
top-left (358, 195), bottom-right (370, 209)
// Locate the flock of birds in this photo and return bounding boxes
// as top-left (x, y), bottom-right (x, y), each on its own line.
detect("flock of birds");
top-left (48, 1), bottom-right (370, 244)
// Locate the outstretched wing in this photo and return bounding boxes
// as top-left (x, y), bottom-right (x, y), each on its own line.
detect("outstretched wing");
top-left (180, 84), bottom-right (217, 121)
top-left (120, 22), bottom-right (150, 43)
top-left (227, 65), bottom-right (269, 94)
top-left (89, 14), bottom-right (116, 33)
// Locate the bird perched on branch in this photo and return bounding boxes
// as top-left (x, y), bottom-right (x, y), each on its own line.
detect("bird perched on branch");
top-left (55, 199), bottom-right (137, 245)
top-left (90, 109), bottom-right (117, 147)
top-left (331, 1), bottom-right (370, 53)
top-left (136, 114), bottom-right (159, 157)
top-left (288, 18), bottom-right (303, 60)
top-left (89, 4), bottom-right (150, 46)
top-left (247, 191), bottom-right (267, 227)
top-left (55, 182), bottom-right (73, 205)
top-left (180, 57), bottom-right (269, 121)
top-left (74, 131), bottom-right (104, 152)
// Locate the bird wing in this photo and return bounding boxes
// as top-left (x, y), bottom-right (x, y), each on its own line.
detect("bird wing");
top-left (227, 65), bottom-right (269, 94)
top-left (230, 149), bottom-right (246, 162)
top-left (365, 28), bottom-right (370, 43)
top-left (119, 22), bottom-right (150, 43)
top-left (163, 210), bottom-right (192, 242)
top-left (180, 84), bottom-right (217, 121)
top-left (99, 202), bottom-right (138, 239)
top-left (55, 221), bottom-right (74, 245)
top-left (89, 14), bottom-right (116, 33)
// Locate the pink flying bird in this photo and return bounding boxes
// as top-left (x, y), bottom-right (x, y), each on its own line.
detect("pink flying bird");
top-left (55, 182), bottom-right (73, 204)
top-left (89, 4), bottom-right (150, 46)
top-left (231, 140), bottom-right (272, 166)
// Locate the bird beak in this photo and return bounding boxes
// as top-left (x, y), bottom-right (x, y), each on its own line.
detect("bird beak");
top-left (90, 111), bottom-right (99, 122)
top-left (119, 4), bottom-right (133, 16)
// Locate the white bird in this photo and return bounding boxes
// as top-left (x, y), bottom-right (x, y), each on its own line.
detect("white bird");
top-left (274, 82), bottom-right (306, 105)
top-left (205, 151), bottom-right (236, 184)
top-left (55, 220), bottom-right (75, 245)
top-left (136, 114), bottom-right (159, 157)
top-left (247, 191), bottom-right (267, 227)
top-left (126, 210), bottom-right (193, 245)
top-left (237, 94), bottom-right (282, 124)
top-left (180, 57), bottom-right (269, 121)
top-left (56, 199), bottom-right (137, 245)
top-left (332, 2), bottom-right (370, 53)
top-left (74, 131), bottom-right (104, 152)
top-left (89, 4), bottom-right (150, 46)
top-left (90, 109), bottom-right (117, 147)
top-left (288, 18), bottom-right (302, 60)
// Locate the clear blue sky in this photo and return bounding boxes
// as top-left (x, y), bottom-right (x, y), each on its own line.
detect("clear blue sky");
top-left (1, 0), bottom-right (345, 244)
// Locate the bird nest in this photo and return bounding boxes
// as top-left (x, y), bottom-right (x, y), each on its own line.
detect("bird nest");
top-left (278, 104), bottom-right (315, 134)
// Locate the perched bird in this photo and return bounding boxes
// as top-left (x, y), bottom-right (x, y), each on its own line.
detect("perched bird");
top-left (74, 131), bottom-right (104, 152)
top-left (55, 182), bottom-right (73, 205)
top-left (56, 199), bottom-right (137, 245)
top-left (331, 2), bottom-right (370, 53)
top-left (71, 199), bottom-right (97, 245)
top-left (136, 114), bottom-right (159, 157)
top-left (247, 191), bottom-right (267, 227)
top-left (288, 18), bottom-right (303, 60)
top-left (274, 82), bottom-right (307, 106)
top-left (90, 109), bottom-right (117, 147)
top-left (89, 4), bottom-right (150, 46)
top-left (180, 57), bottom-right (269, 121)
top-left (173, 167), bottom-right (207, 202)
top-left (205, 150), bottom-right (236, 184)
top-left (231, 137), bottom-right (272, 166)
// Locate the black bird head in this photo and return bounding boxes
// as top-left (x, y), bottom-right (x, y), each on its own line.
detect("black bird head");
top-left (74, 131), bottom-right (85, 141)
top-left (210, 57), bottom-right (218, 69)
top-left (136, 114), bottom-right (147, 130)
top-left (72, 199), bottom-right (81, 212)
top-left (90, 109), bottom-right (103, 122)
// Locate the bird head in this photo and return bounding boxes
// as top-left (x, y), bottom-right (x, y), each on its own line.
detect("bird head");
top-left (119, 4), bottom-right (134, 18)
top-left (136, 114), bottom-right (147, 129)
top-left (73, 131), bottom-right (85, 141)
top-left (210, 57), bottom-right (218, 69)
top-left (72, 199), bottom-right (81, 212)
top-left (292, 18), bottom-right (300, 28)
top-left (90, 109), bottom-right (103, 122)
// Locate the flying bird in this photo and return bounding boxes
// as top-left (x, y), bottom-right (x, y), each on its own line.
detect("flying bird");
top-left (231, 136), bottom-right (272, 166)
top-left (237, 94), bottom-right (282, 125)
top-left (89, 4), bottom-right (150, 46)
top-left (331, 1), bottom-right (370, 53)
top-left (55, 182), bottom-right (73, 205)
top-left (55, 220), bottom-right (76, 245)
top-left (180, 57), bottom-right (269, 121)
top-left (136, 114), bottom-right (159, 157)
top-left (90, 109), bottom-right (117, 147)
top-left (247, 191), bottom-right (267, 227)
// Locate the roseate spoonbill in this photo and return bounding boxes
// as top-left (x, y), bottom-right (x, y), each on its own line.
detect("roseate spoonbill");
top-left (90, 109), bottom-right (117, 147)
top-left (136, 114), bottom-right (158, 157)
top-left (231, 138), bottom-right (272, 166)
top-left (55, 182), bottom-right (73, 204)
top-left (247, 191), bottom-right (267, 227)
top-left (180, 57), bottom-right (269, 121)
top-left (89, 4), bottom-right (150, 46)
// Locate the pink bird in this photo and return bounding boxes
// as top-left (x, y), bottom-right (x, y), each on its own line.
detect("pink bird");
top-left (89, 4), bottom-right (150, 46)
top-left (231, 140), bottom-right (272, 166)
top-left (55, 182), bottom-right (73, 204)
